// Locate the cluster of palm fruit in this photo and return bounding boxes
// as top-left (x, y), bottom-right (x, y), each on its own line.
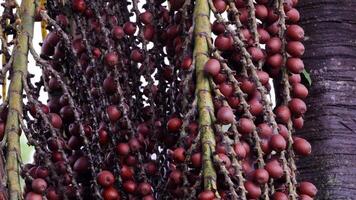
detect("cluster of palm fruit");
top-left (0, 0), bottom-right (316, 199)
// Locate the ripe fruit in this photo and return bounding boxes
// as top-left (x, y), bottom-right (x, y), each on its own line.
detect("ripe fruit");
top-left (253, 168), bottom-right (269, 184)
top-left (104, 52), bottom-right (119, 68)
top-left (270, 134), bottom-right (287, 152)
top-left (286, 25), bottom-right (305, 41)
top-left (198, 190), bottom-right (215, 200)
top-left (117, 143), bottom-right (130, 156)
top-left (219, 82), bottom-right (233, 97)
top-left (234, 143), bottom-right (247, 159)
top-left (123, 22), bottom-right (137, 35)
top-left (287, 57), bottom-right (304, 74)
top-left (72, 0), bottom-right (86, 13)
top-left (32, 178), bottom-right (47, 193)
top-left (288, 98), bottom-right (307, 116)
top-left (272, 192), bottom-right (288, 200)
top-left (215, 34), bottom-right (233, 51)
top-left (217, 106), bottom-right (234, 124)
top-left (97, 170), bottom-right (115, 187)
top-left (266, 53), bottom-right (283, 69)
top-left (293, 138), bottom-right (312, 156)
top-left (266, 37), bottom-right (282, 54)
top-left (123, 180), bottom-right (137, 193)
top-left (49, 113), bottom-right (62, 129)
top-left (265, 159), bottom-right (284, 179)
top-left (112, 26), bottom-right (125, 40)
top-left (237, 118), bottom-right (254, 135)
top-left (244, 181), bottom-right (261, 199)
top-left (137, 182), bottom-right (152, 196)
top-left (248, 47), bottom-right (265, 62)
top-left (173, 147), bottom-right (185, 163)
top-left (191, 152), bottom-right (202, 168)
top-left (213, 0), bottom-right (227, 13)
top-left (25, 192), bottom-right (43, 200)
top-left (292, 83), bottom-right (308, 99)
top-left (287, 41), bottom-right (305, 57)
top-left (298, 182), bottom-right (317, 197)
top-left (167, 117), bottom-right (183, 132)
top-left (255, 4), bottom-right (268, 20)
top-left (106, 105), bottom-right (121, 122)
top-left (139, 11), bottom-right (153, 24)
top-left (102, 187), bottom-right (120, 200)
top-left (275, 105), bottom-right (291, 124)
top-left (204, 59), bottom-right (221, 76)
top-left (181, 57), bottom-right (193, 70)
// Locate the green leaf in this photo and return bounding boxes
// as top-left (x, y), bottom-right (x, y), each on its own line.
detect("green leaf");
top-left (301, 69), bottom-right (312, 86)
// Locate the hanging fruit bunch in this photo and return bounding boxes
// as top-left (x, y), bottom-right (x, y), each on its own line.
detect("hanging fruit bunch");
top-left (0, 0), bottom-right (316, 199)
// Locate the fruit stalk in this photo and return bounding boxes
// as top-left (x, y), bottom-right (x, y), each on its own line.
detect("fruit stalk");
top-left (4, 0), bottom-right (35, 199)
top-left (193, 0), bottom-right (217, 191)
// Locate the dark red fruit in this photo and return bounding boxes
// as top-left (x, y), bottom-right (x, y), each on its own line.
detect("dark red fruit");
top-left (217, 106), bottom-right (234, 124)
top-left (72, 0), bottom-right (86, 13)
top-left (112, 26), bottom-right (125, 40)
top-left (292, 83), bottom-right (308, 99)
top-left (287, 41), bottom-right (305, 57)
top-left (275, 105), bottom-right (291, 124)
top-left (181, 57), bottom-right (193, 70)
top-left (204, 59), bottom-right (221, 76)
top-left (287, 57), bottom-right (304, 74)
top-left (104, 52), bottom-right (119, 68)
top-left (97, 170), bottom-right (115, 187)
top-left (253, 168), bottom-right (269, 184)
top-left (293, 117), bottom-right (304, 129)
top-left (173, 147), bottom-right (185, 163)
top-left (288, 98), bottom-right (307, 116)
top-left (102, 187), bottom-right (120, 200)
top-left (270, 134), bottom-right (287, 152)
top-left (286, 25), bottom-right (305, 41)
top-left (198, 190), bottom-right (215, 200)
top-left (167, 117), bottom-right (183, 132)
top-left (138, 182), bottom-right (152, 196)
top-left (103, 76), bottom-right (117, 94)
top-left (131, 49), bottom-right (144, 62)
top-left (266, 54), bottom-right (283, 69)
top-left (215, 34), bottom-right (233, 51)
top-left (117, 143), bottom-right (130, 156)
top-left (139, 11), bottom-right (153, 24)
top-left (248, 47), bottom-right (265, 62)
top-left (255, 4), bottom-right (268, 20)
top-left (73, 157), bottom-right (89, 172)
top-left (265, 159), bottom-right (284, 179)
top-left (106, 105), bottom-right (121, 122)
top-left (25, 192), bottom-right (43, 200)
top-left (298, 182), bottom-right (317, 197)
top-left (49, 113), bottom-right (62, 129)
top-left (248, 98), bottom-right (263, 116)
top-left (32, 178), bottom-right (47, 193)
top-left (234, 143), bottom-right (247, 159)
top-left (266, 37), bottom-right (282, 55)
top-left (123, 180), bottom-right (137, 193)
top-left (244, 181), bottom-right (261, 199)
top-left (257, 123), bottom-right (273, 138)
top-left (286, 8), bottom-right (300, 23)
top-left (293, 138), bottom-right (311, 156)
top-left (257, 70), bottom-right (270, 85)
top-left (237, 118), bottom-right (254, 135)
top-left (213, 0), bottom-right (227, 13)
top-left (191, 152), bottom-right (202, 168)
top-left (219, 82), bottom-right (233, 97)
top-left (272, 192), bottom-right (288, 200)
top-left (123, 22), bottom-right (137, 35)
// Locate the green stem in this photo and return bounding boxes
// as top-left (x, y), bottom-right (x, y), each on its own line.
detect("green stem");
top-left (4, 0), bottom-right (35, 199)
top-left (193, 0), bottom-right (216, 191)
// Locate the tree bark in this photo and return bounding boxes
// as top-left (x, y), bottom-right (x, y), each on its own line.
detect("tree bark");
top-left (298, 1), bottom-right (356, 199)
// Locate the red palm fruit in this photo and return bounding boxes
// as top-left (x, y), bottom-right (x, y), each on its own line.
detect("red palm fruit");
top-left (219, 82), bottom-right (233, 97)
top-left (234, 143), bottom-right (247, 159)
top-left (214, 73), bottom-right (227, 84)
top-left (217, 106), bottom-right (234, 124)
top-left (253, 168), bottom-right (270, 184)
top-left (218, 153), bottom-right (231, 167)
top-left (123, 22), bottom-right (137, 35)
top-left (267, 8), bottom-right (279, 23)
top-left (49, 113), bottom-right (62, 129)
top-left (25, 192), bottom-right (43, 200)
top-left (292, 83), bottom-right (308, 99)
top-left (72, 0), bottom-right (86, 13)
top-left (46, 187), bottom-right (59, 200)
top-left (237, 118), bottom-right (254, 135)
top-left (260, 138), bottom-right (272, 154)
top-left (289, 98), bottom-right (307, 116)
top-left (73, 157), bottom-right (89, 173)
top-left (287, 57), bottom-right (304, 74)
top-left (103, 76), bottom-right (116, 94)
top-left (266, 54), bottom-right (283, 69)
top-left (143, 195), bottom-right (155, 200)
top-left (173, 147), bottom-right (185, 163)
top-left (278, 124), bottom-right (289, 140)
top-left (198, 190), bottom-right (215, 200)
top-left (289, 73), bottom-right (301, 84)
top-left (287, 41), bottom-right (305, 57)
top-left (257, 70), bottom-right (270, 85)
top-left (240, 78), bottom-right (256, 95)
top-left (293, 138), bottom-right (312, 156)
top-left (213, 0), bottom-right (227, 13)
top-left (258, 28), bottom-right (271, 44)
top-left (267, 22), bottom-right (280, 35)
top-left (266, 37), bottom-right (282, 54)
top-left (215, 34), bottom-right (233, 51)
top-left (111, 26), bottom-right (125, 40)
top-left (286, 8), bottom-right (300, 23)
top-left (139, 11), bottom-right (153, 24)
top-left (275, 105), bottom-right (291, 124)
top-left (120, 165), bottom-right (134, 180)
top-left (104, 52), bottom-right (119, 68)
top-left (298, 181), bottom-right (317, 197)
top-left (167, 117), bottom-right (183, 132)
top-left (106, 105), bottom-right (121, 122)
top-left (204, 59), bottom-right (221, 76)
top-left (227, 96), bottom-right (240, 108)
top-left (272, 192), bottom-right (288, 200)
top-left (244, 181), bottom-right (262, 199)
top-left (32, 178), bottom-right (47, 194)
top-left (169, 169), bottom-right (183, 184)
top-left (286, 25), bottom-right (305, 41)
top-left (97, 170), bottom-right (115, 187)
top-left (181, 57), bottom-right (193, 70)
top-left (270, 134), bottom-right (287, 152)
top-left (191, 152), bottom-right (202, 168)
top-left (117, 143), bottom-right (130, 156)
top-left (137, 182), bottom-right (152, 196)
top-left (299, 195), bottom-right (313, 200)
top-left (248, 47), bottom-right (265, 62)
top-left (131, 49), bottom-right (144, 62)
top-left (102, 187), bottom-right (120, 200)
top-left (257, 123), bottom-right (273, 138)
top-left (248, 98), bottom-right (263, 116)
top-left (255, 4), bottom-right (268, 20)
top-left (265, 159), bottom-right (284, 178)
top-left (144, 25), bottom-right (155, 41)
top-left (123, 180), bottom-right (137, 193)
top-left (0, 122), bottom-right (5, 141)
top-left (144, 162), bottom-right (157, 175)
top-left (293, 117), bottom-right (304, 129)
top-left (212, 21), bottom-right (225, 35)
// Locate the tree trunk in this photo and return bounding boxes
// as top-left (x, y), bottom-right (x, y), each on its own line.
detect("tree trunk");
top-left (298, 1), bottom-right (356, 199)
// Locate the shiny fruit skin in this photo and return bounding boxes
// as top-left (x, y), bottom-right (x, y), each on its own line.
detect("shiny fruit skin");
top-left (97, 170), bottom-right (115, 187)
top-left (217, 106), bottom-right (234, 124)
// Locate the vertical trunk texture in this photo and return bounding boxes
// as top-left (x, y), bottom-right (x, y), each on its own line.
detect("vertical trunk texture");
top-left (298, 1), bottom-right (356, 199)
